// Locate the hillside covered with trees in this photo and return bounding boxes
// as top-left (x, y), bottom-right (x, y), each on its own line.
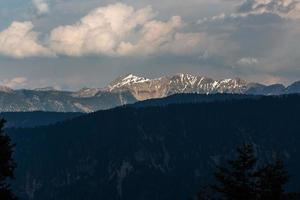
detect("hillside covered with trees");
top-left (7, 94), bottom-right (300, 200)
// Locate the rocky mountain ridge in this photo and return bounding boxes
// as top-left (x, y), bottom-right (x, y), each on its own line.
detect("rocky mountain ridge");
top-left (107, 73), bottom-right (297, 100)
top-left (0, 73), bottom-right (299, 112)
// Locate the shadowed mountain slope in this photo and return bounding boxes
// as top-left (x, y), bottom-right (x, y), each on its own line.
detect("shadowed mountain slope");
top-left (7, 94), bottom-right (300, 200)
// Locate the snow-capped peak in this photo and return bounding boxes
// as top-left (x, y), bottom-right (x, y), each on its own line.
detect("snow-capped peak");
top-left (108, 74), bottom-right (150, 90)
top-left (107, 73), bottom-right (250, 100)
top-left (0, 86), bottom-right (13, 93)
top-left (221, 79), bottom-right (233, 84)
top-left (172, 73), bottom-right (207, 85)
top-left (122, 74), bottom-right (150, 83)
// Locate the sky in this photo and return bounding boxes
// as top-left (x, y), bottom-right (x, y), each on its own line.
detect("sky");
top-left (0, 0), bottom-right (300, 90)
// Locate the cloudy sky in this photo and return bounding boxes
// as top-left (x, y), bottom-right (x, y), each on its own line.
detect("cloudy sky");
top-left (0, 0), bottom-right (299, 90)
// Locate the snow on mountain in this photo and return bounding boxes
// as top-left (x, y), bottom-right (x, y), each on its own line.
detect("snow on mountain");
top-left (0, 73), bottom-right (297, 112)
top-left (108, 73), bottom-right (250, 100)
top-left (108, 74), bottom-right (151, 90)
top-left (0, 86), bottom-right (14, 93)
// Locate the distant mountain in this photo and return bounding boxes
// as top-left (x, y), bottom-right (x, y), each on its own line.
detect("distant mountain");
top-left (107, 73), bottom-right (297, 100)
top-left (286, 81), bottom-right (300, 94)
top-left (8, 94), bottom-right (300, 200)
top-left (0, 73), bottom-right (299, 112)
top-left (245, 83), bottom-right (286, 95)
top-left (108, 74), bottom-right (249, 100)
top-left (0, 85), bottom-right (14, 93)
top-left (0, 89), bottom-right (136, 112)
top-left (71, 88), bottom-right (103, 98)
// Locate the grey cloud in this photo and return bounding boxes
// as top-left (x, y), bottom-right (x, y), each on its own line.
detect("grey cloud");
top-left (193, 0), bottom-right (300, 84)
top-left (237, 0), bottom-right (300, 19)
top-left (32, 0), bottom-right (49, 15)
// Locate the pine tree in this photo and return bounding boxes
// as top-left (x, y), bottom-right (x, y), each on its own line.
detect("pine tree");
top-left (255, 159), bottom-right (300, 200)
top-left (0, 119), bottom-right (17, 200)
top-left (211, 144), bottom-right (257, 200)
top-left (197, 143), bottom-right (299, 200)
top-left (254, 159), bottom-right (288, 200)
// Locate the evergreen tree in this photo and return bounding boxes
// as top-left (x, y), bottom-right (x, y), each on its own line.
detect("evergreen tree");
top-left (197, 144), bottom-right (299, 200)
top-left (255, 159), bottom-right (300, 200)
top-left (211, 144), bottom-right (257, 200)
top-left (254, 159), bottom-right (289, 200)
top-left (0, 119), bottom-right (17, 200)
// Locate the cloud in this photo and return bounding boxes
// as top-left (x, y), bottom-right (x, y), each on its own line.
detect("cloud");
top-left (0, 21), bottom-right (53, 58)
top-left (237, 57), bottom-right (259, 66)
top-left (49, 3), bottom-right (155, 56)
top-left (196, 0), bottom-right (300, 66)
top-left (49, 3), bottom-right (201, 57)
top-left (199, 0), bottom-right (300, 23)
top-left (237, 0), bottom-right (300, 19)
top-left (2, 77), bottom-right (28, 88)
top-left (0, 3), bottom-right (202, 59)
top-left (32, 0), bottom-right (49, 15)
top-left (117, 16), bottom-right (199, 55)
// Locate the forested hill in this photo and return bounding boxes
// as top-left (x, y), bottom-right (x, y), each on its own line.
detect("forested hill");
top-left (8, 94), bottom-right (300, 200)
top-left (0, 94), bottom-right (257, 128)
top-left (131, 93), bottom-right (261, 108)
top-left (0, 94), bottom-right (259, 128)
top-left (1, 112), bottom-right (83, 128)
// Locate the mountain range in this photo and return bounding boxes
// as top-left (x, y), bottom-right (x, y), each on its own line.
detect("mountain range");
top-left (1, 73), bottom-right (300, 112)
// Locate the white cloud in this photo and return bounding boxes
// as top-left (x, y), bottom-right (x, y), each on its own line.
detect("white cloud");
top-left (237, 57), bottom-right (259, 66)
top-left (49, 3), bottom-right (201, 56)
top-left (2, 77), bottom-right (28, 88)
top-left (117, 16), bottom-right (187, 55)
top-left (49, 3), bottom-right (155, 56)
top-left (32, 0), bottom-right (49, 15)
top-left (0, 21), bottom-right (53, 58)
top-left (0, 3), bottom-right (202, 59)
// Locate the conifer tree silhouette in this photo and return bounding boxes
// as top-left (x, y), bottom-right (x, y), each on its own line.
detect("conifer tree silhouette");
top-left (211, 144), bottom-right (256, 200)
top-left (197, 144), bottom-right (299, 200)
top-left (0, 119), bottom-right (17, 200)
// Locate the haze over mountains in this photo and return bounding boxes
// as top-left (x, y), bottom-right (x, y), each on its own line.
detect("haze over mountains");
top-left (1, 73), bottom-right (300, 112)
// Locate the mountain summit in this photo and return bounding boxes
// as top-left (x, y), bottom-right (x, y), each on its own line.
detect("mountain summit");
top-left (108, 73), bottom-right (251, 100)
top-left (0, 73), bottom-right (298, 112)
